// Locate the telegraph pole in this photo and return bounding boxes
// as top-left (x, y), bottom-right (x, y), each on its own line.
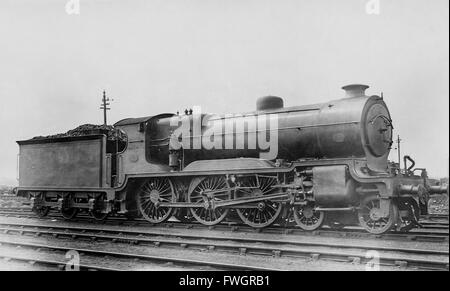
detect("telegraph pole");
top-left (100, 91), bottom-right (112, 125)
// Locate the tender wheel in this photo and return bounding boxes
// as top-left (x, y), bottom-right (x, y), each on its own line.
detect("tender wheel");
top-left (61, 208), bottom-right (78, 220)
top-left (89, 210), bottom-right (108, 221)
top-left (358, 195), bottom-right (399, 234)
top-left (235, 175), bottom-right (282, 228)
top-left (137, 178), bottom-right (176, 224)
top-left (293, 204), bottom-right (324, 231)
top-left (33, 206), bottom-right (50, 218)
top-left (188, 176), bottom-right (231, 226)
top-left (29, 192), bottom-right (49, 218)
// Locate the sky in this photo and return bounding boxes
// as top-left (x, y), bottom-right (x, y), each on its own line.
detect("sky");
top-left (0, 0), bottom-right (448, 185)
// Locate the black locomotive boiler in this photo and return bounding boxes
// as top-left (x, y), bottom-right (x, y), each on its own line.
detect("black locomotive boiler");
top-left (16, 84), bottom-right (448, 234)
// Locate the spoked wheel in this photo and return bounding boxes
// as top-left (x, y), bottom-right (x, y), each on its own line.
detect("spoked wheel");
top-left (397, 199), bottom-right (420, 232)
top-left (33, 206), bottom-right (50, 218)
top-left (188, 176), bottom-right (231, 226)
top-left (89, 210), bottom-right (108, 221)
top-left (89, 195), bottom-right (109, 221)
top-left (293, 204), bottom-right (324, 231)
top-left (235, 175), bottom-right (282, 228)
top-left (358, 195), bottom-right (399, 234)
top-left (61, 208), bottom-right (78, 220)
top-left (137, 178), bottom-right (176, 224)
top-left (29, 192), bottom-right (49, 218)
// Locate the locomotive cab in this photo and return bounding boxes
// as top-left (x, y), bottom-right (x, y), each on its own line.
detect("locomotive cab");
top-left (114, 114), bottom-right (176, 187)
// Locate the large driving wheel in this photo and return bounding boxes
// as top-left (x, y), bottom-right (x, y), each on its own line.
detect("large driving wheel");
top-left (293, 204), bottom-right (325, 231)
top-left (235, 175), bottom-right (282, 228)
top-left (358, 195), bottom-right (399, 234)
top-left (137, 178), bottom-right (176, 224)
top-left (188, 176), bottom-right (231, 226)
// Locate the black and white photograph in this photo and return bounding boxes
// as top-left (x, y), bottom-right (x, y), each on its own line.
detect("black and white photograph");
top-left (0, 0), bottom-right (448, 277)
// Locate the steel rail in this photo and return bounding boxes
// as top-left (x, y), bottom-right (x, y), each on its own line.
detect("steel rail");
top-left (0, 222), bottom-right (448, 256)
top-left (0, 223), bottom-right (448, 270)
top-left (0, 210), bottom-right (448, 242)
top-left (0, 254), bottom-right (122, 271)
top-left (0, 239), bottom-right (281, 271)
top-left (1, 207), bottom-right (448, 227)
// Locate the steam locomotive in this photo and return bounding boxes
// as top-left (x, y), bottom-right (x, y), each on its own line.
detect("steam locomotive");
top-left (16, 84), bottom-right (448, 234)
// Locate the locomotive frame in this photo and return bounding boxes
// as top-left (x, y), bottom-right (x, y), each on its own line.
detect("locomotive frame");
top-left (16, 84), bottom-right (448, 234)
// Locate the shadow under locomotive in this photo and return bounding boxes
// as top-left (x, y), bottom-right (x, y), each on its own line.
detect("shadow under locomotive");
top-left (16, 84), bottom-right (448, 234)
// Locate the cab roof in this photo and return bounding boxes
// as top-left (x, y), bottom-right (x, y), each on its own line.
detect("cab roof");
top-left (114, 113), bottom-right (176, 126)
top-left (114, 116), bottom-right (153, 126)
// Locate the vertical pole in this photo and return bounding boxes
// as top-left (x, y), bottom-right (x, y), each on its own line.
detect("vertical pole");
top-left (397, 135), bottom-right (401, 168)
top-left (100, 90), bottom-right (111, 126)
top-left (103, 91), bottom-right (107, 125)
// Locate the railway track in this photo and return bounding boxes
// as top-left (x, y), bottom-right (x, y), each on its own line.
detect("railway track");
top-left (0, 252), bottom-right (122, 271)
top-left (0, 220), bottom-right (448, 271)
top-left (0, 208), bottom-right (448, 242)
top-left (0, 195), bottom-right (23, 200)
top-left (0, 239), bottom-right (277, 271)
top-left (426, 213), bottom-right (450, 221)
top-left (2, 206), bottom-right (448, 220)
top-left (1, 211), bottom-right (449, 237)
top-left (1, 207), bottom-right (448, 228)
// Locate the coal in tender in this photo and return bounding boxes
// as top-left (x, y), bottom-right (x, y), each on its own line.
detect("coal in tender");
top-left (31, 124), bottom-right (127, 143)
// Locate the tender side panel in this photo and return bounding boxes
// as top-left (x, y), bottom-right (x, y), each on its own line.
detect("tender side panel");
top-left (18, 137), bottom-right (105, 188)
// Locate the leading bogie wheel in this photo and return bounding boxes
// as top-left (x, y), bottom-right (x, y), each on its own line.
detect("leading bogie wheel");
top-left (137, 178), bottom-right (176, 224)
top-left (358, 195), bottom-right (399, 234)
top-left (293, 204), bottom-right (324, 231)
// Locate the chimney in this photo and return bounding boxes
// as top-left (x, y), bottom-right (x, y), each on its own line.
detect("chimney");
top-left (342, 84), bottom-right (369, 98)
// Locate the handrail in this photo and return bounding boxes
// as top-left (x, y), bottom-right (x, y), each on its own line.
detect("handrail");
top-left (403, 155), bottom-right (416, 174)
